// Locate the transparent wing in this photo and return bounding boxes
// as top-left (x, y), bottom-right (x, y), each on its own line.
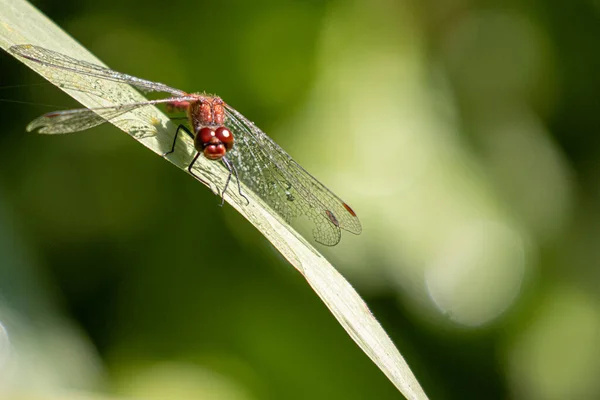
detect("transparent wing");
top-left (224, 106), bottom-right (362, 246)
top-left (8, 45), bottom-right (187, 96)
top-left (27, 97), bottom-right (196, 134)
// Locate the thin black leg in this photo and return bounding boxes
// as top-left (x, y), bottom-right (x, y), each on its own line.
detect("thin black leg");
top-left (222, 158), bottom-right (249, 206)
top-left (163, 124), bottom-right (194, 157)
top-left (219, 158), bottom-right (234, 207)
top-left (188, 152), bottom-right (219, 196)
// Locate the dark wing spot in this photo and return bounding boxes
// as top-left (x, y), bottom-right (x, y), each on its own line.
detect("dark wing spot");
top-left (342, 202), bottom-right (357, 217)
top-left (325, 210), bottom-right (340, 227)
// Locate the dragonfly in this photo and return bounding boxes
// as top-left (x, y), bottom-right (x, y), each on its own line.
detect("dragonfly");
top-left (8, 44), bottom-right (362, 246)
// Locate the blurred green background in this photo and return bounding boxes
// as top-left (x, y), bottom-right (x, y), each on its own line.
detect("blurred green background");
top-left (1, 0), bottom-right (600, 399)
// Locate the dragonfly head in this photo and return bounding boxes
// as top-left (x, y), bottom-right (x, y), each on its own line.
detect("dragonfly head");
top-left (195, 126), bottom-right (234, 160)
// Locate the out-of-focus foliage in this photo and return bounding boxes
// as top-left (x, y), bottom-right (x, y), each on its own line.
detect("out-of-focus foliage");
top-left (1, 0), bottom-right (599, 398)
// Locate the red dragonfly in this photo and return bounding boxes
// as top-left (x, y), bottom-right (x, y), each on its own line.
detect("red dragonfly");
top-left (9, 44), bottom-right (362, 246)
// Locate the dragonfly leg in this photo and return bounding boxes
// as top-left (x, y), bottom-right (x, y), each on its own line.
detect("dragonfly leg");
top-left (163, 124), bottom-right (194, 157)
top-left (218, 158), bottom-right (234, 207)
top-left (188, 152), bottom-right (219, 196)
top-left (223, 157), bottom-right (249, 206)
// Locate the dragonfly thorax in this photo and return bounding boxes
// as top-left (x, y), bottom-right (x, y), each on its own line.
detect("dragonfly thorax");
top-left (188, 96), bottom-right (225, 133)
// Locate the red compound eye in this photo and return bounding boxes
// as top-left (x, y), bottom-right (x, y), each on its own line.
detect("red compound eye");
top-left (198, 127), bottom-right (215, 145)
top-left (215, 126), bottom-right (234, 151)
